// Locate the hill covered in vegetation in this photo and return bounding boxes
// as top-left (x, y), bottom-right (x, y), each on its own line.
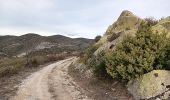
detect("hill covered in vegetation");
top-left (70, 10), bottom-right (170, 99)
top-left (0, 33), bottom-right (93, 57)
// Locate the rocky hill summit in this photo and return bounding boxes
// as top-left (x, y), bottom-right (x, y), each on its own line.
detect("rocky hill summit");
top-left (94, 10), bottom-right (143, 55)
top-left (95, 10), bottom-right (170, 55)
top-left (71, 10), bottom-right (170, 100)
top-left (106, 10), bottom-right (141, 34)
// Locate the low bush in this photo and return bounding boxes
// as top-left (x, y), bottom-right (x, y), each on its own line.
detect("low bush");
top-left (79, 44), bottom-right (99, 64)
top-left (154, 38), bottom-right (170, 70)
top-left (30, 58), bottom-right (39, 67)
top-left (47, 54), bottom-right (65, 62)
top-left (88, 51), bottom-right (109, 78)
top-left (0, 54), bottom-right (67, 77)
top-left (145, 17), bottom-right (158, 26)
top-left (105, 22), bottom-right (168, 82)
top-left (94, 35), bottom-right (101, 42)
top-left (0, 58), bottom-right (26, 77)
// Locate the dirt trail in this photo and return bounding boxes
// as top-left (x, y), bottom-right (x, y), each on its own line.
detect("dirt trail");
top-left (48, 58), bottom-right (91, 100)
top-left (12, 57), bottom-right (90, 100)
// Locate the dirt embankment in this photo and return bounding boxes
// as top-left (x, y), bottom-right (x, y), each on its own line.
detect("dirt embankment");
top-left (68, 61), bottom-right (134, 100)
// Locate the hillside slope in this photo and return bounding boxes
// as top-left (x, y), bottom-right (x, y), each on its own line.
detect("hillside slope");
top-left (0, 33), bottom-right (93, 57)
top-left (69, 10), bottom-right (170, 100)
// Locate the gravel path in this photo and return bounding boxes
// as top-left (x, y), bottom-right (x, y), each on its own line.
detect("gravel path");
top-left (12, 57), bottom-right (90, 100)
top-left (48, 57), bottom-right (91, 100)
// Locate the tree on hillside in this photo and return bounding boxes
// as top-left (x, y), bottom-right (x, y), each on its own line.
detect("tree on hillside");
top-left (105, 22), bottom-right (168, 81)
top-left (94, 35), bottom-right (101, 42)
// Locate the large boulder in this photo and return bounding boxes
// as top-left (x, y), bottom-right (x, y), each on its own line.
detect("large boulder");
top-left (94, 10), bottom-right (142, 55)
top-left (106, 10), bottom-right (142, 34)
top-left (127, 70), bottom-right (170, 100)
top-left (94, 11), bottom-right (170, 56)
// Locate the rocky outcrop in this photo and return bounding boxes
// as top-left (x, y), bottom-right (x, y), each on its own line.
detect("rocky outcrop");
top-left (73, 10), bottom-right (170, 99)
top-left (94, 10), bottom-right (142, 55)
top-left (94, 11), bottom-right (170, 56)
top-left (106, 10), bottom-right (142, 34)
top-left (152, 16), bottom-right (170, 36)
top-left (127, 70), bottom-right (170, 100)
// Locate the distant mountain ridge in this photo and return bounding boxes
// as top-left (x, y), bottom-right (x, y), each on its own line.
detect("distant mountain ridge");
top-left (0, 33), bottom-right (93, 57)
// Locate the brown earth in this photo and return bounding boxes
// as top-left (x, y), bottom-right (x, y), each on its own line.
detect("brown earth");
top-left (1, 57), bottom-right (134, 100)
top-left (12, 57), bottom-right (91, 100)
top-left (68, 61), bottom-right (134, 100)
top-left (0, 63), bottom-right (50, 100)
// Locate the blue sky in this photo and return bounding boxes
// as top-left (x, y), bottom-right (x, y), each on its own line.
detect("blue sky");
top-left (0, 0), bottom-right (169, 39)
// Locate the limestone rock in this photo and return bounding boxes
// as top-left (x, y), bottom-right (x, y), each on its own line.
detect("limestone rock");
top-left (105, 10), bottom-right (142, 35)
top-left (152, 16), bottom-right (170, 37)
top-left (127, 70), bottom-right (170, 100)
top-left (94, 10), bottom-right (142, 56)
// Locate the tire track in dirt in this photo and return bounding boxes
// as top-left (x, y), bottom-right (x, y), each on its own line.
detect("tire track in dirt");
top-left (12, 57), bottom-right (78, 100)
top-left (48, 57), bottom-right (91, 100)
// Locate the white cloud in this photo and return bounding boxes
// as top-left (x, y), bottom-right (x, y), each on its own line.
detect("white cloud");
top-left (0, 0), bottom-right (169, 39)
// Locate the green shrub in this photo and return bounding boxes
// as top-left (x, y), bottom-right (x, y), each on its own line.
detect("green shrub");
top-left (154, 38), bottom-right (170, 70)
top-left (47, 54), bottom-right (65, 62)
top-left (30, 58), bottom-right (38, 67)
top-left (79, 44), bottom-right (99, 64)
top-left (88, 51), bottom-right (108, 77)
top-left (34, 56), bottom-right (47, 64)
top-left (94, 35), bottom-right (101, 42)
top-left (105, 22), bottom-right (168, 81)
top-left (0, 54), bottom-right (67, 77)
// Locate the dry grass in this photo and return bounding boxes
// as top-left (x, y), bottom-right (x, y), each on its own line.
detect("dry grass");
top-left (0, 58), bottom-right (26, 77)
top-left (0, 53), bottom-right (69, 77)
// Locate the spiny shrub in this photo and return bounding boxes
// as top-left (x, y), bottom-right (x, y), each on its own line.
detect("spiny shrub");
top-left (88, 51), bottom-right (108, 77)
top-left (26, 57), bottom-right (38, 67)
top-left (145, 17), bottom-right (158, 26)
top-left (45, 54), bottom-right (66, 62)
top-left (105, 22), bottom-right (168, 81)
top-left (0, 58), bottom-right (26, 77)
top-left (79, 44), bottom-right (99, 64)
top-left (95, 35), bottom-right (101, 42)
top-left (31, 58), bottom-right (38, 67)
top-left (154, 38), bottom-right (170, 70)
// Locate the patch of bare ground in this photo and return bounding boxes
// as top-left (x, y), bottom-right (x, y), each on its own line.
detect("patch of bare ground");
top-left (0, 62), bottom-right (51, 100)
top-left (68, 63), bottom-right (134, 100)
